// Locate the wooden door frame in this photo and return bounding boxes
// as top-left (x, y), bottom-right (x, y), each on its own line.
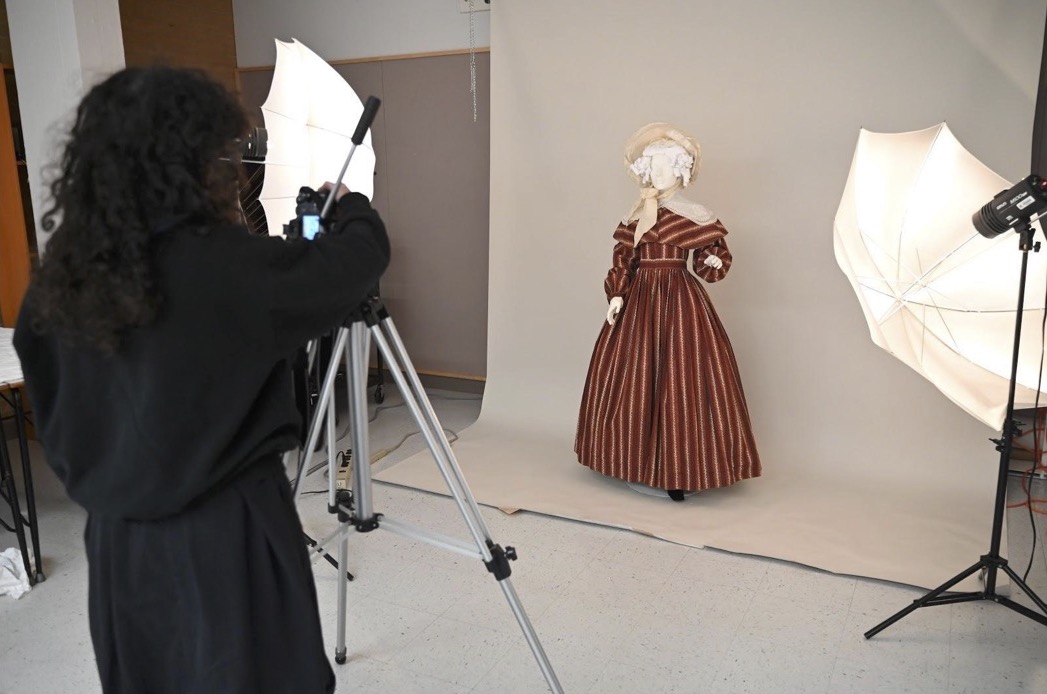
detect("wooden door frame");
top-left (0, 63), bottom-right (30, 327)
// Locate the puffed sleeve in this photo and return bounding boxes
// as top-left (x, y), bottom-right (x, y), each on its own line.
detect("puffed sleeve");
top-left (603, 224), bottom-right (636, 300)
top-left (693, 236), bottom-right (732, 283)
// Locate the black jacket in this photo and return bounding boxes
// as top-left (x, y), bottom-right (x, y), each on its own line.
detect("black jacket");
top-left (14, 192), bottom-right (389, 520)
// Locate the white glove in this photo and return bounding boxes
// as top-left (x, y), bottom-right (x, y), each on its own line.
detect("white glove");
top-left (606, 296), bottom-right (624, 326)
top-left (703, 254), bottom-right (723, 270)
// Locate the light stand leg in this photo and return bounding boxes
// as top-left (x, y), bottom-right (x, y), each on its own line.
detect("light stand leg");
top-left (866, 225), bottom-right (1047, 639)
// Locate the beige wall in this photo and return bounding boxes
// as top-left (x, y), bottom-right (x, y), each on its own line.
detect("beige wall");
top-left (231, 0), bottom-right (490, 67)
top-left (482, 0), bottom-right (1044, 482)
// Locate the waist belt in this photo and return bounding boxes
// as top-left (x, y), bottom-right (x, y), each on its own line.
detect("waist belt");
top-left (637, 258), bottom-right (687, 268)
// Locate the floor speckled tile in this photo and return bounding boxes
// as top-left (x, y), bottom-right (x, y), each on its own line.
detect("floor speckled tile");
top-left (3, 387), bottom-right (1046, 694)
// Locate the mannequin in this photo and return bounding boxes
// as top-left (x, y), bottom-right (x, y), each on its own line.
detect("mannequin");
top-left (575, 122), bottom-right (761, 501)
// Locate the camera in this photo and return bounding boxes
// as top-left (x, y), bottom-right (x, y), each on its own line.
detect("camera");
top-left (283, 186), bottom-right (331, 240)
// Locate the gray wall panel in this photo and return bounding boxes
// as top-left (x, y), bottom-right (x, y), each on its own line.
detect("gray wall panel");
top-left (333, 63), bottom-right (388, 236)
top-left (379, 53), bottom-right (489, 379)
top-left (238, 52), bottom-right (489, 378)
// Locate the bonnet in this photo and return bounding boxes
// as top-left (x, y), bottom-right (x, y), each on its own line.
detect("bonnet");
top-left (623, 122), bottom-right (702, 245)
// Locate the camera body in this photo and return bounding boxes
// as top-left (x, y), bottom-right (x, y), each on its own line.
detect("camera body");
top-left (283, 186), bottom-right (331, 240)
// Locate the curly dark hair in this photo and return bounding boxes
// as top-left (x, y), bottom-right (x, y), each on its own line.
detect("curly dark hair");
top-left (28, 66), bottom-right (248, 353)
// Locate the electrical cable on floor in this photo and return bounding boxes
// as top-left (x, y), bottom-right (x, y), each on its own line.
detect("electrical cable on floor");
top-left (299, 425), bottom-right (462, 497)
top-left (303, 401), bottom-right (404, 477)
top-left (1021, 276), bottom-right (1047, 581)
top-left (369, 426), bottom-right (460, 463)
top-left (301, 386), bottom-right (477, 477)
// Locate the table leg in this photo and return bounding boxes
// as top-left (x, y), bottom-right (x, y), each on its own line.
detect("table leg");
top-left (12, 388), bottom-right (44, 583)
top-left (0, 405), bottom-right (33, 586)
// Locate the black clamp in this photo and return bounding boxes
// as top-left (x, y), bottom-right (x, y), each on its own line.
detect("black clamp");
top-left (990, 420), bottom-right (1024, 452)
top-left (484, 540), bottom-right (517, 581)
top-left (354, 513), bottom-right (382, 533)
top-left (330, 489), bottom-right (354, 521)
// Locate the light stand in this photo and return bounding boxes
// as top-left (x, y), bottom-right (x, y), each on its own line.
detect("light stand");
top-left (285, 98), bottom-right (565, 692)
top-left (865, 221), bottom-right (1047, 639)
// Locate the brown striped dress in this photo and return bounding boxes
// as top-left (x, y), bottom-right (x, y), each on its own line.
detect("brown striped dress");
top-left (575, 207), bottom-right (762, 492)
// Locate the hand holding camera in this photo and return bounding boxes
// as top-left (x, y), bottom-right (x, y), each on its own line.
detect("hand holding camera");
top-left (284, 182), bottom-right (352, 240)
top-left (318, 181), bottom-right (351, 201)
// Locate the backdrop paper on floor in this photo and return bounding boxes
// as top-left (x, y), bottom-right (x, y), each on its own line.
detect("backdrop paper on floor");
top-left (376, 422), bottom-right (1001, 591)
top-left (378, 0), bottom-right (1046, 590)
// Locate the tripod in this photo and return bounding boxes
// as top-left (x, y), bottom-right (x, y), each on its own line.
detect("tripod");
top-left (865, 222), bottom-right (1047, 639)
top-left (289, 297), bottom-right (565, 693)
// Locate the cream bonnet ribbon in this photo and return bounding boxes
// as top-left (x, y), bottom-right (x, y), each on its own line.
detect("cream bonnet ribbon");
top-left (634, 188), bottom-right (660, 246)
top-left (627, 181), bottom-right (683, 246)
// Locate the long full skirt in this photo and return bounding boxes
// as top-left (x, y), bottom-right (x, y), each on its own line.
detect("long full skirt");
top-left (575, 266), bottom-right (761, 491)
top-left (85, 456), bottom-right (335, 694)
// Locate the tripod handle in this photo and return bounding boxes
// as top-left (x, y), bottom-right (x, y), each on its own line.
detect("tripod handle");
top-left (352, 97), bottom-right (381, 145)
top-left (319, 96), bottom-right (382, 221)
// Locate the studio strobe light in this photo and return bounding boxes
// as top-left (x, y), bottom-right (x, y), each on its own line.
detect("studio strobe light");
top-left (973, 174), bottom-right (1047, 238)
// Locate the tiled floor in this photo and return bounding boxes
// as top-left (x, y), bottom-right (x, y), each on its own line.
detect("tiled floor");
top-left (2, 386), bottom-right (1046, 693)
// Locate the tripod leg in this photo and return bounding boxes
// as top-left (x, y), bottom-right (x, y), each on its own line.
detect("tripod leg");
top-left (498, 579), bottom-right (564, 692)
top-left (347, 323), bottom-right (375, 522)
top-left (328, 322), bottom-right (374, 666)
top-left (372, 318), bottom-right (491, 545)
top-left (293, 328), bottom-right (349, 502)
top-left (368, 316), bottom-right (564, 694)
top-left (325, 372), bottom-right (339, 513)
top-left (335, 527), bottom-right (350, 664)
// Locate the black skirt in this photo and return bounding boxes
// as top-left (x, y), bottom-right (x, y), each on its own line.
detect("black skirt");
top-left (84, 456), bottom-right (335, 694)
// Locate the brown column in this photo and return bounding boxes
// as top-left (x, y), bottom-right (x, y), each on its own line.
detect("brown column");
top-left (0, 64), bottom-right (30, 327)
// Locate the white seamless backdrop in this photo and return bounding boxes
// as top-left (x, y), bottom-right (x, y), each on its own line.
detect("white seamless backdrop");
top-left (378, 0), bottom-right (1047, 589)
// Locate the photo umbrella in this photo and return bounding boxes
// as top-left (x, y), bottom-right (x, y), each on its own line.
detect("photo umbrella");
top-left (834, 122), bottom-right (1047, 431)
top-left (258, 38), bottom-right (377, 235)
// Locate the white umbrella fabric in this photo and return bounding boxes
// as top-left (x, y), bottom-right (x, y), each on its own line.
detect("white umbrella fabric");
top-left (834, 123), bottom-right (1047, 431)
top-left (259, 38), bottom-right (376, 235)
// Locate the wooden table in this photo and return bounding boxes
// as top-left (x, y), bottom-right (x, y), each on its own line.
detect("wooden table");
top-left (0, 327), bottom-right (44, 585)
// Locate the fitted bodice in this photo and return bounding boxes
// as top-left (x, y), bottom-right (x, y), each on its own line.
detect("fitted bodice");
top-left (636, 243), bottom-right (688, 261)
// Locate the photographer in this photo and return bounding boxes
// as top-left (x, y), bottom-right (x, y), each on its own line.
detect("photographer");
top-left (13, 66), bottom-right (388, 694)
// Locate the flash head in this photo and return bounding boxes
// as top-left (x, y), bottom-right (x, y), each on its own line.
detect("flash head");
top-left (973, 174), bottom-right (1047, 238)
top-left (241, 127), bottom-right (267, 161)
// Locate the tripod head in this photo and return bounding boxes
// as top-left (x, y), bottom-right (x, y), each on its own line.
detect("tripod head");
top-left (343, 290), bottom-right (386, 328)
